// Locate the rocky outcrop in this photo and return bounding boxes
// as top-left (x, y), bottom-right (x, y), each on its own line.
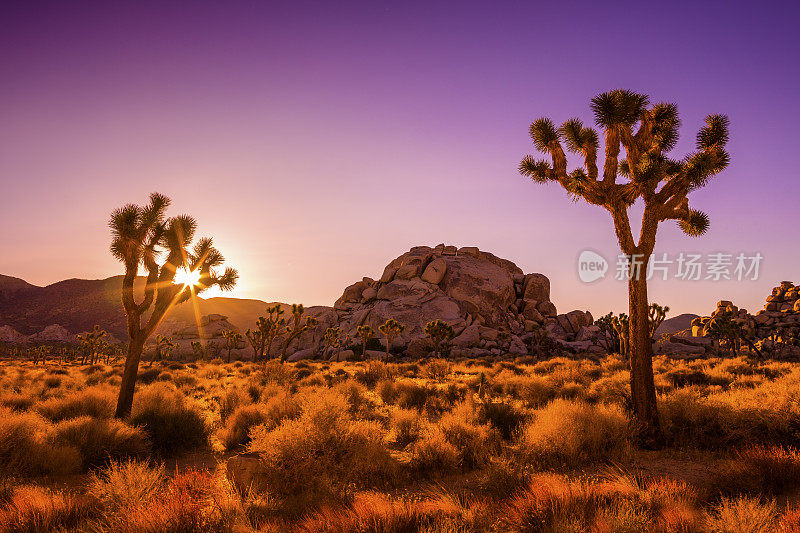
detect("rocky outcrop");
top-left (319, 244), bottom-right (594, 358)
top-left (690, 281), bottom-right (800, 356)
top-left (27, 324), bottom-right (76, 344)
top-left (0, 325), bottom-right (26, 343)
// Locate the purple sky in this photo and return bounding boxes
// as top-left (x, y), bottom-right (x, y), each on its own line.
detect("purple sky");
top-left (1, 1), bottom-right (798, 317)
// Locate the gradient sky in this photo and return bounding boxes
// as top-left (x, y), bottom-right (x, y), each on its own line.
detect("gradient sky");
top-left (1, 0), bottom-right (798, 318)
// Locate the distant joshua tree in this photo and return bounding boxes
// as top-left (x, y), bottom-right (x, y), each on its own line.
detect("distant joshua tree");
top-left (648, 304), bottom-right (670, 339)
top-left (425, 319), bottom-right (454, 358)
top-left (150, 334), bottom-right (176, 365)
top-left (222, 330), bottom-right (243, 363)
top-left (280, 304), bottom-right (317, 362)
top-left (356, 325), bottom-right (374, 359)
top-left (378, 319), bottom-right (405, 359)
top-left (519, 90), bottom-right (729, 445)
top-left (191, 341), bottom-right (204, 361)
top-left (109, 193), bottom-right (238, 419)
top-left (324, 326), bottom-right (342, 361)
top-left (77, 325), bottom-right (107, 365)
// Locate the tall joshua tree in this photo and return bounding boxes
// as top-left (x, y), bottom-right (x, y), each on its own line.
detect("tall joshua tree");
top-left (109, 193), bottom-right (238, 419)
top-left (519, 90), bottom-right (729, 444)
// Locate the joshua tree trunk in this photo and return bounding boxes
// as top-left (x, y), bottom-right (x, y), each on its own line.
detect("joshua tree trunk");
top-left (115, 334), bottom-right (145, 419)
top-left (627, 261), bottom-right (663, 447)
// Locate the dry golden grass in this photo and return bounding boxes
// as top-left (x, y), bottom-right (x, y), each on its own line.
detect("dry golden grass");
top-left (2, 353), bottom-right (800, 531)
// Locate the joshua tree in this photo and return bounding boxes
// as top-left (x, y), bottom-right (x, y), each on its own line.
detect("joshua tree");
top-left (77, 325), bottom-right (107, 365)
top-left (280, 304), bottom-right (317, 362)
top-left (245, 322), bottom-right (266, 362)
top-left (425, 319), bottom-right (454, 358)
top-left (109, 193), bottom-right (238, 419)
top-left (264, 304), bottom-right (286, 359)
top-left (190, 341), bottom-right (205, 361)
top-left (222, 330), bottom-right (243, 363)
top-left (324, 326), bottom-right (342, 361)
top-left (594, 313), bottom-right (620, 354)
top-left (648, 304), bottom-right (670, 339)
top-left (611, 313), bottom-right (630, 357)
top-left (150, 334), bottom-right (176, 365)
top-left (356, 324), bottom-right (374, 359)
top-left (378, 319), bottom-right (406, 359)
top-left (519, 90), bottom-right (729, 444)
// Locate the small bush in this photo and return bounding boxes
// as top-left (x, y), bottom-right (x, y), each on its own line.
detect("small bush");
top-left (479, 401), bottom-right (525, 440)
top-left (89, 460), bottom-right (165, 511)
top-left (0, 486), bottom-right (99, 532)
top-left (390, 408), bottom-right (422, 447)
top-left (54, 416), bottom-right (150, 469)
top-left (137, 368), bottom-right (161, 384)
top-left (0, 408), bottom-right (82, 477)
top-left (130, 383), bottom-right (208, 456)
top-left (712, 446), bottom-right (800, 496)
top-left (704, 496), bottom-right (777, 533)
top-left (36, 387), bottom-right (116, 421)
top-left (410, 426), bottom-right (460, 475)
top-left (246, 388), bottom-right (397, 511)
top-left (519, 399), bottom-right (632, 467)
top-left (220, 391), bottom-right (301, 451)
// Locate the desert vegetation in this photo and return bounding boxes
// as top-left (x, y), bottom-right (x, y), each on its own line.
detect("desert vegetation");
top-left (2, 350), bottom-right (800, 531)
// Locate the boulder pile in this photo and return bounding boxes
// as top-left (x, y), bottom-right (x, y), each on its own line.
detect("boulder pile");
top-left (686, 281), bottom-right (800, 356)
top-left (283, 244), bottom-right (596, 359)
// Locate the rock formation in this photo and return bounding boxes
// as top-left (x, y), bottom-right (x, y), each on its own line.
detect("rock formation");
top-left (282, 244), bottom-right (595, 359)
top-left (684, 281), bottom-right (800, 356)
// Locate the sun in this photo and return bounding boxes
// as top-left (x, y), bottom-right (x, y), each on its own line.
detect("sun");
top-left (174, 267), bottom-right (201, 287)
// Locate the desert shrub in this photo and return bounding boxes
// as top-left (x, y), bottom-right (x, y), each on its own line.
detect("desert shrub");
top-left (43, 375), bottom-right (62, 388)
top-left (500, 473), bottom-right (700, 532)
top-left (89, 460), bottom-right (165, 510)
top-left (220, 391), bottom-right (301, 451)
top-left (0, 407), bottom-right (82, 477)
top-left (157, 371), bottom-right (174, 382)
top-left (499, 372), bottom-right (557, 407)
top-left (390, 408), bottom-right (423, 447)
top-left (0, 392), bottom-right (35, 411)
top-left (0, 486), bottom-right (99, 533)
top-left (97, 469), bottom-right (237, 533)
top-left (296, 491), bottom-right (469, 533)
top-left (137, 367), bottom-right (161, 384)
top-left (261, 361), bottom-right (292, 385)
top-left (424, 359), bottom-right (452, 381)
top-left (478, 458), bottom-right (528, 500)
top-left (712, 446), bottom-right (800, 496)
top-left (704, 496), bottom-right (777, 533)
top-left (410, 426), bottom-right (460, 475)
top-left (586, 371), bottom-right (631, 405)
top-left (383, 380), bottom-right (431, 410)
top-left (217, 387), bottom-right (251, 424)
top-left (35, 387), bottom-right (116, 421)
top-left (130, 383), bottom-right (208, 456)
top-left (437, 401), bottom-right (501, 469)
top-left (519, 399), bottom-right (632, 467)
top-left (478, 401), bottom-right (525, 440)
top-left (173, 373), bottom-right (198, 388)
top-left (53, 416), bottom-right (149, 469)
top-left (354, 360), bottom-right (394, 388)
top-left (246, 388), bottom-right (397, 512)
top-left (660, 389), bottom-right (797, 449)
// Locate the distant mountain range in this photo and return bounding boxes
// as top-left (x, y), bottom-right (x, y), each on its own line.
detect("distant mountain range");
top-left (0, 272), bottom-right (700, 342)
top-left (0, 274), bottom-right (271, 338)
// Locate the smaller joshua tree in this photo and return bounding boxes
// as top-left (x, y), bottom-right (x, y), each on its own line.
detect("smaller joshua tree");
top-left (379, 319), bottom-right (405, 359)
top-left (280, 304), bottom-right (318, 362)
top-left (78, 325), bottom-right (108, 365)
top-left (190, 341), bottom-right (204, 361)
top-left (245, 319), bottom-right (267, 362)
top-left (611, 314), bottom-right (630, 356)
top-left (324, 326), bottom-right (342, 361)
top-left (222, 330), bottom-right (243, 363)
top-left (150, 334), bottom-right (176, 365)
top-left (263, 305), bottom-right (287, 361)
top-left (425, 319), bottom-right (454, 358)
top-left (648, 304), bottom-right (670, 339)
top-left (356, 325), bottom-right (374, 359)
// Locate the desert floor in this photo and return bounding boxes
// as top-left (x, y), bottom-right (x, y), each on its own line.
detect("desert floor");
top-left (2, 353), bottom-right (800, 532)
